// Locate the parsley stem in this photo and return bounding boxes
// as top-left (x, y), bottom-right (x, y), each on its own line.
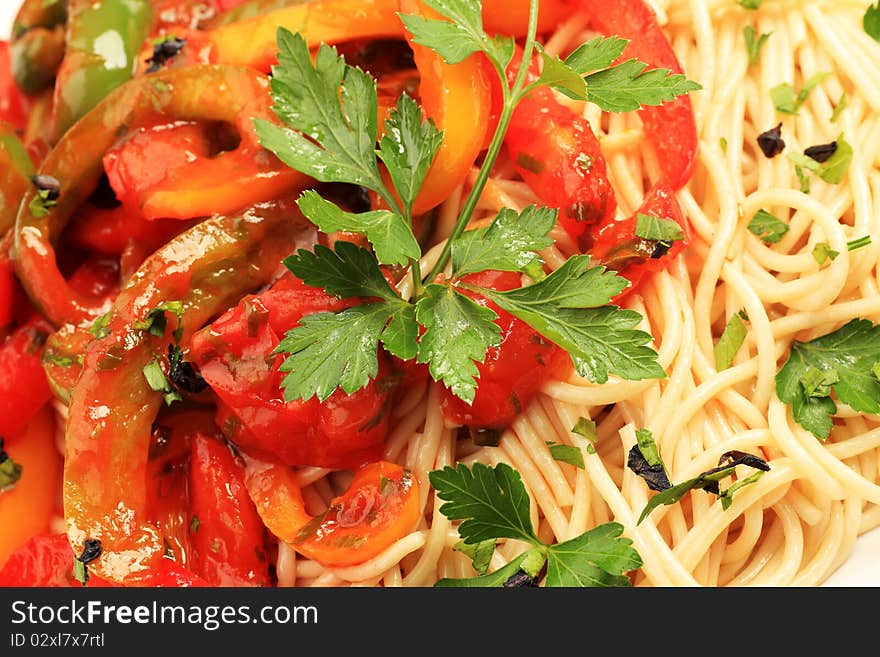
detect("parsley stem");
top-left (425, 0), bottom-right (541, 283)
top-left (374, 184), bottom-right (425, 298)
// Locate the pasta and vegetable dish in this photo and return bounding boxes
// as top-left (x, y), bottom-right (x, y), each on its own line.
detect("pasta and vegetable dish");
top-left (1, 0), bottom-right (879, 588)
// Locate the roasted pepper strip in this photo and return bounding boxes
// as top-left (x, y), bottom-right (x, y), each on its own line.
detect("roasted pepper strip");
top-left (14, 64), bottom-right (306, 327)
top-left (243, 456), bottom-right (421, 568)
top-left (9, 0), bottom-right (68, 96)
top-left (0, 42), bottom-right (30, 132)
top-left (482, 0), bottom-right (573, 37)
top-left (208, 0), bottom-right (404, 72)
top-left (50, 0), bottom-right (153, 142)
top-left (63, 199), bottom-right (303, 585)
top-left (578, 0), bottom-right (698, 189)
top-left (0, 405), bottom-right (62, 570)
top-left (400, 0), bottom-right (492, 215)
top-left (0, 122), bottom-right (34, 236)
top-left (205, 0), bottom-right (311, 27)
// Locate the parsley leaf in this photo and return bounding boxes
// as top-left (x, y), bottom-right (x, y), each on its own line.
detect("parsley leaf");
top-left (847, 236), bottom-right (872, 252)
top-left (254, 30), bottom-right (384, 192)
top-left (747, 209), bottom-right (788, 244)
top-left (398, 0), bottom-right (514, 67)
top-left (133, 300), bottom-right (184, 341)
top-left (415, 285), bottom-right (501, 404)
top-left (812, 242), bottom-right (840, 266)
top-left (377, 93), bottom-right (443, 217)
top-left (453, 538), bottom-right (496, 575)
top-left (770, 73), bottom-right (828, 115)
top-left (583, 59), bottom-right (702, 113)
top-left (88, 311), bottom-right (112, 339)
top-left (865, 2), bottom-right (880, 42)
top-left (28, 188), bottom-right (58, 218)
top-left (564, 36), bottom-right (629, 75)
top-left (283, 242), bottom-right (401, 302)
top-left (535, 44), bottom-right (587, 99)
top-left (547, 442), bottom-right (585, 469)
top-left (430, 462), bottom-right (642, 587)
top-left (276, 303), bottom-right (399, 402)
top-left (830, 91), bottom-right (847, 123)
top-left (743, 26), bottom-right (771, 66)
top-left (638, 451), bottom-right (769, 523)
top-left (714, 311), bottom-right (749, 370)
top-left (626, 428), bottom-right (671, 492)
top-left (380, 304), bottom-right (420, 362)
top-left (296, 191), bottom-right (420, 267)
top-left (738, 0), bottom-right (760, 8)
top-left (544, 524), bottom-right (642, 587)
top-left (450, 205), bottom-right (556, 279)
top-left (787, 134), bottom-right (853, 185)
top-left (430, 462), bottom-right (536, 545)
top-left (472, 257), bottom-right (665, 384)
top-left (142, 360), bottom-right (182, 406)
top-left (635, 213), bottom-right (685, 242)
top-left (436, 552), bottom-right (531, 587)
top-left (776, 319), bottom-right (880, 439)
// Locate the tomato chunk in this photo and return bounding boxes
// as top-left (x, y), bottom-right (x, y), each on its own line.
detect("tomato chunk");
top-left (191, 274), bottom-right (393, 470)
top-left (589, 180), bottom-right (690, 300)
top-left (440, 270), bottom-right (572, 431)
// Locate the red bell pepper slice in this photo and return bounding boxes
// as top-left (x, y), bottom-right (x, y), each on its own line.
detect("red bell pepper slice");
top-left (0, 42), bottom-right (30, 133)
top-left (0, 317), bottom-right (53, 438)
top-left (188, 433), bottom-right (269, 586)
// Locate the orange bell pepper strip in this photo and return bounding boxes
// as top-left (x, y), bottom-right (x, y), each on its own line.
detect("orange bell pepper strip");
top-left (243, 456), bottom-right (421, 568)
top-left (13, 64), bottom-right (307, 327)
top-left (208, 0), bottom-right (404, 73)
top-left (63, 200), bottom-right (301, 585)
top-left (0, 405), bottom-right (62, 571)
top-left (482, 0), bottom-right (573, 37)
top-left (400, 0), bottom-right (492, 215)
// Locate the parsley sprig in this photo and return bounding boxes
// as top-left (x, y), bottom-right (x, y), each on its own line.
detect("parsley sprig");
top-left (776, 319), bottom-right (880, 439)
top-left (431, 463), bottom-right (642, 586)
top-left (257, 0), bottom-right (700, 405)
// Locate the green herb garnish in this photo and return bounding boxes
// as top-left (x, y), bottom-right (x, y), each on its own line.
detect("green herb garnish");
top-left (431, 463), bottom-right (642, 586)
top-left (743, 26), bottom-right (770, 66)
top-left (747, 209), bottom-right (789, 244)
top-left (776, 319), bottom-right (880, 439)
top-left (257, 1), bottom-right (699, 406)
